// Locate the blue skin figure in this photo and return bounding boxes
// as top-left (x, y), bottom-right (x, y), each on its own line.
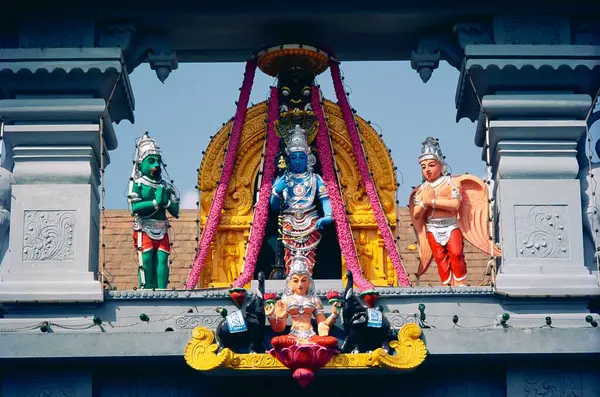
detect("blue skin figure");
top-left (270, 151), bottom-right (333, 230)
top-left (270, 149), bottom-right (334, 275)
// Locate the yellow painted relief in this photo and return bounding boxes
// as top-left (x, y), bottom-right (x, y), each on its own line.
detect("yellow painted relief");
top-left (184, 323), bottom-right (427, 372)
top-left (197, 100), bottom-right (400, 287)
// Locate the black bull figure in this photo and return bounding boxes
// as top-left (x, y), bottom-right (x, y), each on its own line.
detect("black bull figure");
top-left (340, 271), bottom-right (395, 353)
top-left (216, 272), bottom-right (266, 354)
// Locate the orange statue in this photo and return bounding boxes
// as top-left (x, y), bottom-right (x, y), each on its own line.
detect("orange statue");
top-left (409, 137), bottom-right (501, 286)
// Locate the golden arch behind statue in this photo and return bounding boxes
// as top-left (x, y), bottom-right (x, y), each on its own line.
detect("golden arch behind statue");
top-left (197, 100), bottom-right (400, 288)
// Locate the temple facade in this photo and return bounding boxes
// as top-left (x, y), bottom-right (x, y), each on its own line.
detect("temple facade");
top-left (0, 3), bottom-right (600, 396)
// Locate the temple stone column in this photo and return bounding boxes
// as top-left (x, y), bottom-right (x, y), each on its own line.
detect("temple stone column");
top-left (454, 17), bottom-right (600, 296)
top-left (0, 48), bottom-right (134, 302)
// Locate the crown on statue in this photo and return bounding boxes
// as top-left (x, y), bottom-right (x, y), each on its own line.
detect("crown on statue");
top-left (288, 255), bottom-right (313, 276)
top-left (136, 133), bottom-right (162, 163)
top-left (285, 125), bottom-right (311, 155)
top-left (418, 136), bottom-right (446, 165)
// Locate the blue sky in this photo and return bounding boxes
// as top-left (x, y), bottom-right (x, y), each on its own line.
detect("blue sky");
top-left (104, 61), bottom-right (486, 209)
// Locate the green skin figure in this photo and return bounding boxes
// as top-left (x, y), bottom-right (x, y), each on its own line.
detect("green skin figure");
top-left (130, 154), bottom-right (179, 289)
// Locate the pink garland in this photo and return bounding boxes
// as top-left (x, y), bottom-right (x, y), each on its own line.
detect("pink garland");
top-left (329, 62), bottom-right (410, 287)
top-left (186, 60), bottom-right (257, 289)
top-left (233, 87), bottom-right (281, 288)
top-left (312, 85), bottom-right (375, 292)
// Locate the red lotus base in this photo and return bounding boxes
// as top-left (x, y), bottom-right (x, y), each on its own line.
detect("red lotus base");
top-left (269, 336), bottom-right (339, 387)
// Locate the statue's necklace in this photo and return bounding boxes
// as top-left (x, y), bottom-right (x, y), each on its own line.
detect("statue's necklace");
top-left (288, 172), bottom-right (311, 196)
top-left (138, 175), bottom-right (162, 188)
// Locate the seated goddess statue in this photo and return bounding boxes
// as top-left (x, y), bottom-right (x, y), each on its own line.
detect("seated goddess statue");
top-left (270, 125), bottom-right (333, 275)
top-left (265, 255), bottom-right (339, 347)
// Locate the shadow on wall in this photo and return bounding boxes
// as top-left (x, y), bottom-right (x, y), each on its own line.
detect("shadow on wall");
top-left (0, 166), bottom-right (14, 267)
top-left (578, 109), bottom-right (600, 274)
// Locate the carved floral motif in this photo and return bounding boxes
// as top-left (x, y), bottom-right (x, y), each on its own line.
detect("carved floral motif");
top-left (524, 374), bottom-right (582, 397)
top-left (515, 205), bottom-right (569, 259)
top-left (22, 210), bottom-right (76, 262)
top-left (174, 315), bottom-right (223, 329)
top-left (16, 381), bottom-right (75, 397)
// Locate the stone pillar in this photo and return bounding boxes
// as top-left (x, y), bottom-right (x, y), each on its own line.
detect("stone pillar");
top-left (455, 17), bottom-right (600, 296)
top-left (0, 48), bottom-right (133, 302)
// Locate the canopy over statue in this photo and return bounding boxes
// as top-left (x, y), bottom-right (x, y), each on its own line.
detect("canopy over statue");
top-left (187, 44), bottom-right (411, 294)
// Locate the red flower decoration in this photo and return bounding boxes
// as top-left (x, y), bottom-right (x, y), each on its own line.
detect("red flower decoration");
top-left (360, 290), bottom-right (379, 308)
top-left (233, 87), bottom-right (281, 288)
top-left (229, 288), bottom-right (247, 308)
top-left (263, 292), bottom-right (277, 304)
top-left (330, 62), bottom-right (410, 287)
top-left (311, 86), bottom-right (374, 292)
top-left (270, 343), bottom-right (338, 388)
top-left (186, 60), bottom-right (257, 289)
top-left (326, 290), bottom-right (340, 304)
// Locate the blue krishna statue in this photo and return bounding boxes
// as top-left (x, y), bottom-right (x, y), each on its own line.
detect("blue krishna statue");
top-left (270, 125), bottom-right (333, 276)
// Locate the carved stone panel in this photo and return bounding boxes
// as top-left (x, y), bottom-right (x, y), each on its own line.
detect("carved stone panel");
top-left (22, 210), bottom-right (76, 262)
top-left (15, 381), bottom-right (76, 397)
top-left (19, 20), bottom-right (95, 48)
top-left (493, 17), bottom-right (571, 45)
top-left (514, 205), bottom-right (569, 259)
top-left (524, 373), bottom-right (582, 397)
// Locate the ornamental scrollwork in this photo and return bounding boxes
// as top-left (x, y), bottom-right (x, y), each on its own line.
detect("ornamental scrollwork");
top-left (174, 315), bottom-right (223, 329)
top-left (514, 205), bottom-right (569, 259)
top-left (22, 210), bottom-right (76, 262)
top-left (15, 381), bottom-right (76, 397)
top-left (184, 323), bottom-right (427, 372)
top-left (524, 373), bottom-right (583, 397)
top-left (388, 313), bottom-right (418, 329)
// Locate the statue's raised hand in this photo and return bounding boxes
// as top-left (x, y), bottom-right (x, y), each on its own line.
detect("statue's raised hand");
top-left (420, 185), bottom-right (435, 206)
top-left (331, 301), bottom-right (341, 316)
top-left (274, 300), bottom-right (287, 319)
top-left (264, 302), bottom-right (275, 317)
top-left (272, 176), bottom-right (287, 196)
top-left (155, 185), bottom-right (168, 207)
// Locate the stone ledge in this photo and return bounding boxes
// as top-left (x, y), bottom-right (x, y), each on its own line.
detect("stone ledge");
top-left (0, 328), bottom-right (598, 360)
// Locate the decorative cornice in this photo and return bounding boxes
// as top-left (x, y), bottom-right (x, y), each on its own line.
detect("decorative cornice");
top-left (0, 48), bottom-right (135, 124)
top-left (456, 45), bottom-right (600, 122)
top-left (105, 286), bottom-right (495, 300)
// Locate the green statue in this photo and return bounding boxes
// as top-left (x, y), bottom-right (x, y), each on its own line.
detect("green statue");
top-left (127, 133), bottom-right (180, 289)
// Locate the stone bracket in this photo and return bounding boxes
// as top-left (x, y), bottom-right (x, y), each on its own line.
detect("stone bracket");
top-left (147, 51), bottom-right (179, 83)
top-left (97, 23), bottom-right (178, 82)
top-left (410, 34), bottom-right (463, 83)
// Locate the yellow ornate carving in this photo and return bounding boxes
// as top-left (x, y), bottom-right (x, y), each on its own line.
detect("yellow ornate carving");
top-left (183, 326), bottom-right (234, 371)
top-left (184, 323), bottom-right (427, 372)
top-left (197, 100), bottom-right (400, 287)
